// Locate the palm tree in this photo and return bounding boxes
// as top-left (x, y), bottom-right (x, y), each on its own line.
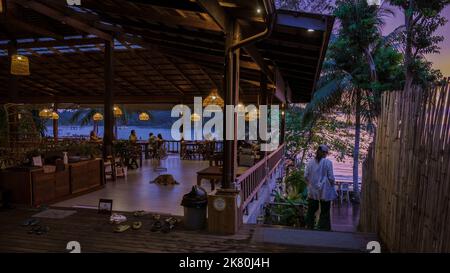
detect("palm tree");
top-left (303, 0), bottom-right (400, 202)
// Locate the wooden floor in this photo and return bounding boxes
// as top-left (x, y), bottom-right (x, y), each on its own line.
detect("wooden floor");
top-left (0, 207), bottom-right (365, 253)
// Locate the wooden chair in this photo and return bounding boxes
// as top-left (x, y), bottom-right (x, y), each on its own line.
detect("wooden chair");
top-left (104, 156), bottom-right (117, 181)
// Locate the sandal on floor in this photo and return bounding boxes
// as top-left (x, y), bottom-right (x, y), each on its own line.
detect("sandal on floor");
top-left (133, 211), bottom-right (146, 217)
top-left (35, 226), bottom-right (50, 235)
top-left (161, 222), bottom-right (175, 233)
top-left (132, 221), bottom-right (142, 230)
top-left (22, 218), bottom-right (40, 227)
top-left (150, 220), bottom-right (162, 232)
top-left (28, 225), bottom-right (50, 235)
top-left (152, 214), bottom-right (161, 221)
top-left (165, 217), bottom-right (178, 226)
top-left (28, 225), bottom-right (42, 234)
top-left (114, 224), bottom-right (130, 233)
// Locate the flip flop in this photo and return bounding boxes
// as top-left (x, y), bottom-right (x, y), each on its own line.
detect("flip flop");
top-left (114, 224), bottom-right (130, 233)
top-left (28, 225), bottom-right (42, 234)
top-left (22, 218), bottom-right (40, 226)
top-left (161, 222), bottom-right (174, 233)
top-left (133, 211), bottom-right (146, 217)
top-left (27, 225), bottom-right (50, 235)
top-left (35, 226), bottom-right (50, 235)
top-left (150, 220), bottom-right (162, 232)
top-left (132, 221), bottom-right (142, 230)
top-left (152, 214), bottom-right (161, 221)
top-left (165, 217), bottom-right (178, 226)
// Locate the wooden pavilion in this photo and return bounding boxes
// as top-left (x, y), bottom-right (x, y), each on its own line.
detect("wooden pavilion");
top-left (0, 0), bottom-right (334, 234)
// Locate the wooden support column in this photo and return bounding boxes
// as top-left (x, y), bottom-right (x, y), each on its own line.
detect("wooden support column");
top-left (53, 103), bottom-right (58, 141)
top-left (7, 40), bottom-right (18, 147)
top-left (260, 72), bottom-right (269, 176)
top-left (281, 103), bottom-right (286, 144)
top-left (103, 40), bottom-right (114, 159)
top-left (208, 17), bottom-right (242, 235)
top-left (222, 20), bottom-right (240, 190)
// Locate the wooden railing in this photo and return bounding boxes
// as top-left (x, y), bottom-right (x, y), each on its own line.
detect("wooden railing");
top-left (161, 140), bottom-right (223, 154)
top-left (162, 140), bottom-right (180, 153)
top-left (236, 143), bottom-right (285, 214)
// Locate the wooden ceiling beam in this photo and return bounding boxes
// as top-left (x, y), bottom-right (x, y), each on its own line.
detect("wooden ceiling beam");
top-left (0, 95), bottom-right (190, 104)
top-left (197, 0), bottom-right (274, 84)
top-left (0, 37), bottom-right (105, 50)
top-left (0, 15), bottom-right (64, 40)
top-left (12, 0), bottom-right (113, 41)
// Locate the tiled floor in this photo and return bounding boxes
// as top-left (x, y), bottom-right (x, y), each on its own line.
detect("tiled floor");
top-left (54, 155), bottom-right (210, 216)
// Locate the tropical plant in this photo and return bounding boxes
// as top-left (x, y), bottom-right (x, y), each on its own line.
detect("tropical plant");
top-left (300, 0), bottom-right (406, 202)
top-left (275, 0), bottom-right (334, 13)
top-left (388, 0), bottom-right (450, 89)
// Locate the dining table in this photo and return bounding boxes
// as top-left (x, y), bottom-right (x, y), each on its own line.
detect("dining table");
top-left (196, 166), bottom-right (249, 191)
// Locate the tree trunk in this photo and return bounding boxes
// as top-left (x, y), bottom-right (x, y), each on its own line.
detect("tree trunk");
top-left (404, 0), bottom-right (414, 91)
top-left (364, 47), bottom-right (378, 82)
top-left (353, 90), bottom-right (361, 202)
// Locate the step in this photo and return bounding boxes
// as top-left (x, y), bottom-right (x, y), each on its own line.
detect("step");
top-left (251, 225), bottom-right (378, 252)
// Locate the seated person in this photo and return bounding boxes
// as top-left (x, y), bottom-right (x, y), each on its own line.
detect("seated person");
top-left (129, 130), bottom-right (138, 143)
top-left (157, 134), bottom-right (164, 147)
top-left (148, 132), bottom-right (156, 145)
top-left (90, 130), bottom-right (101, 142)
top-left (148, 133), bottom-right (157, 158)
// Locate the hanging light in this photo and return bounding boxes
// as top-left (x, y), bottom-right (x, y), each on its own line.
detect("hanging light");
top-left (203, 89), bottom-right (224, 108)
top-left (245, 108), bottom-right (259, 121)
top-left (39, 108), bottom-right (52, 119)
top-left (236, 103), bottom-right (246, 113)
top-left (10, 54), bottom-right (30, 76)
top-left (93, 112), bottom-right (103, 121)
top-left (113, 106), bottom-right (123, 117)
top-left (367, 0), bottom-right (381, 6)
top-left (139, 112), bottom-right (150, 121)
top-left (51, 111), bottom-right (59, 120)
top-left (191, 113), bottom-right (201, 122)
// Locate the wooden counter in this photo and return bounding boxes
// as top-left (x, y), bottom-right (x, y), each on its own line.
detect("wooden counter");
top-left (0, 159), bottom-right (104, 206)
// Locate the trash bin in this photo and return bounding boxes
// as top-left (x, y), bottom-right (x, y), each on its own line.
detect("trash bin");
top-left (181, 186), bottom-right (208, 230)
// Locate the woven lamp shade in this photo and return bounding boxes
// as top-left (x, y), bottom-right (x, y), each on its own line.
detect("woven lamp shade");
top-left (113, 106), bottom-right (123, 117)
top-left (93, 113), bottom-right (103, 121)
top-left (139, 112), bottom-right (150, 121)
top-left (191, 113), bottom-right (201, 122)
top-left (51, 112), bottom-right (59, 120)
top-left (39, 108), bottom-right (52, 119)
top-left (11, 54), bottom-right (30, 76)
top-left (203, 89), bottom-right (224, 108)
top-left (245, 108), bottom-right (259, 121)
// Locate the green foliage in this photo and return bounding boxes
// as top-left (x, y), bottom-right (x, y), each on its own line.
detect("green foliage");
top-left (388, 0), bottom-right (449, 83)
top-left (263, 168), bottom-right (308, 227)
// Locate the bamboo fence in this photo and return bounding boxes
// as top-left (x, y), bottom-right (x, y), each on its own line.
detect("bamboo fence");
top-left (360, 81), bottom-right (450, 252)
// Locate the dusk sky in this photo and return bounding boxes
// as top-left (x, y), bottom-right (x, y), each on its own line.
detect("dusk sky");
top-left (382, 4), bottom-right (450, 76)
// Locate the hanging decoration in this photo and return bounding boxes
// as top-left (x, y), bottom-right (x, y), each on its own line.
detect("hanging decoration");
top-left (236, 103), bottom-right (246, 113)
top-left (113, 106), bottom-right (123, 117)
top-left (39, 108), bottom-right (52, 119)
top-left (11, 54), bottom-right (30, 76)
top-left (93, 112), bottom-right (103, 121)
top-left (139, 112), bottom-right (150, 121)
top-left (203, 89), bottom-right (224, 108)
top-left (190, 113), bottom-right (201, 122)
top-left (51, 112), bottom-right (59, 120)
top-left (245, 108), bottom-right (259, 121)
